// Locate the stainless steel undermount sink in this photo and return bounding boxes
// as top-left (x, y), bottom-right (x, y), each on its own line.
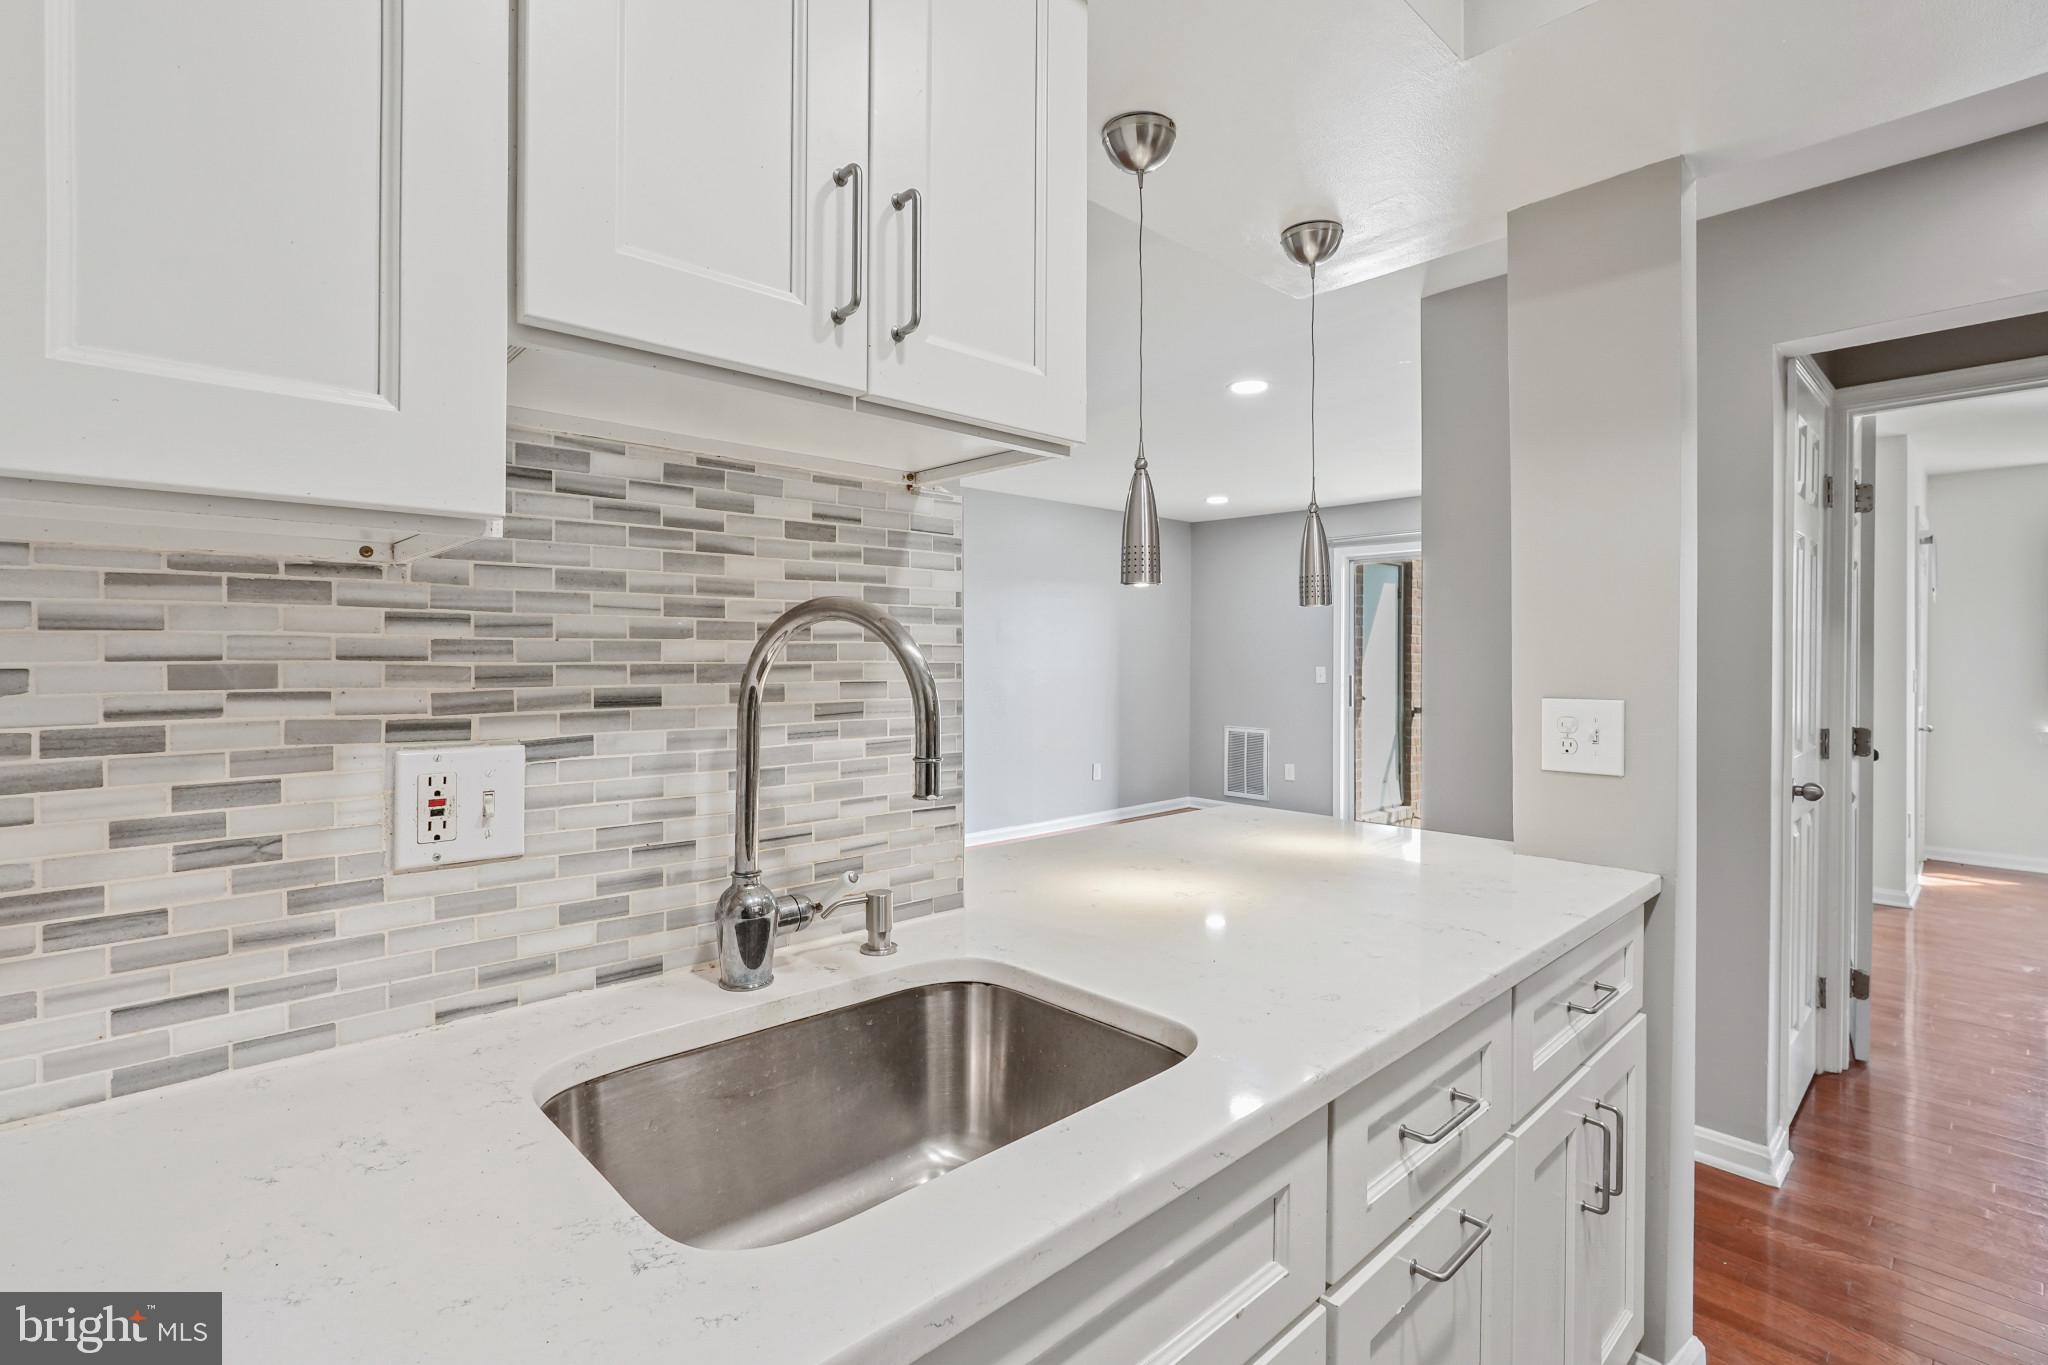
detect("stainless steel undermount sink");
top-left (542, 980), bottom-right (1188, 1249)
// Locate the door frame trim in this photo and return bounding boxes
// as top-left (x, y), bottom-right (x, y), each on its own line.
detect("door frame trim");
top-left (1819, 351), bottom-right (2048, 1072)
top-left (1329, 533), bottom-right (1422, 821)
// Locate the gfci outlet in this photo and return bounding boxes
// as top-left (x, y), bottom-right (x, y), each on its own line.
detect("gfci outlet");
top-left (1541, 698), bottom-right (1625, 776)
top-left (391, 744), bottom-right (526, 872)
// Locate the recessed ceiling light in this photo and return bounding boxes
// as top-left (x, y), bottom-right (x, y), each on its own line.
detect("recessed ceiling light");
top-left (1227, 378), bottom-right (1269, 396)
top-left (1206, 495), bottom-right (1230, 505)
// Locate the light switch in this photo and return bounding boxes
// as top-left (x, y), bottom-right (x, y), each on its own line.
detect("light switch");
top-left (1283, 763), bottom-right (1297, 781)
top-left (391, 744), bottom-right (527, 871)
top-left (1541, 699), bottom-right (1625, 776)
top-left (1091, 762), bottom-right (1103, 781)
top-left (1315, 666), bottom-right (1328, 685)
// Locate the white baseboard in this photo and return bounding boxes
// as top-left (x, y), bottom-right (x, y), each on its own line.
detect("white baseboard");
top-left (1873, 886), bottom-right (1913, 909)
top-left (1925, 846), bottom-right (2048, 876)
top-left (1634, 1337), bottom-right (1708, 1365)
top-left (965, 798), bottom-right (1214, 849)
top-left (1695, 1123), bottom-right (1793, 1188)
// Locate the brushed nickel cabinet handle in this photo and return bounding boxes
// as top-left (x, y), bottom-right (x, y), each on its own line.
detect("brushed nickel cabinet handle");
top-left (1399, 1087), bottom-right (1483, 1146)
top-left (830, 163), bottom-right (864, 325)
top-left (1566, 980), bottom-right (1620, 1017)
top-left (1595, 1098), bottom-right (1625, 1196)
top-left (1581, 1110), bottom-right (1615, 1215)
top-left (1409, 1211), bottom-right (1493, 1282)
top-left (891, 187), bottom-right (923, 342)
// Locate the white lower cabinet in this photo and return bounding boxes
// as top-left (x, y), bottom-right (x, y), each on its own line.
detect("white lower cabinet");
top-left (1511, 1014), bottom-right (1648, 1365)
top-left (920, 906), bottom-right (1651, 1365)
top-left (916, 1112), bottom-right (1328, 1365)
top-left (1323, 1141), bottom-right (1516, 1364)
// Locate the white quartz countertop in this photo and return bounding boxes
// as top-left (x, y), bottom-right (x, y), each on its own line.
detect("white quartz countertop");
top-left (0, 806), bottom-right (1658, 1364)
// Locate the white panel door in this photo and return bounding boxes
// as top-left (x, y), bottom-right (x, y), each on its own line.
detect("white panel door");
top-left (0, 0), bottom-right (507, 521)
top-left (519, 0), bottom-right (870, 393)
top-left (1782, 361), bottom-right (1829, 1125)
top-left (867, 0), bottom-right (1086, 442)
top-left (1511, 1016), bottom-right (1647, 1365)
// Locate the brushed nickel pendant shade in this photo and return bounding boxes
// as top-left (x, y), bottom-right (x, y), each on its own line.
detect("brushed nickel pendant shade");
top-left (1281, 219), bottom-right (1344, 607)
top-left (1103, 112), bottom-right (1177, 587)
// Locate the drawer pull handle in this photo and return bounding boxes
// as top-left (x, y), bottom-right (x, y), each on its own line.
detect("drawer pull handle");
top-left (1399, 1087), bottom-right (1483, 1146)
top-left (1580, 1109), bottom-right (1616, 1215)
top-left (1566, 980), bottom-right (1620, 1017)
top-left (1409, 1210), bottom-right (1492, 1283)
top-left (1595, 1098), bottom-right (1626, 1195)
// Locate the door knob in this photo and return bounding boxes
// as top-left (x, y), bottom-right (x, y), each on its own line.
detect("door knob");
top-left (1792, 782), bottom-right (1825, 802)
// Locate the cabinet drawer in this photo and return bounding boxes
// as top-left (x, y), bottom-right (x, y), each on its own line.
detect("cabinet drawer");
top-left (1250, 1306), bottom-right (1328, 1365)
top-left (1511, 909), bottom-right (1644, 1121)
top-left (1324, 1139), bottom-right (1515, 1364)
top-left (917, 1112), bottom-right (1328, 1365)
top-left (1329, 993), bottom-right (1512, 1283)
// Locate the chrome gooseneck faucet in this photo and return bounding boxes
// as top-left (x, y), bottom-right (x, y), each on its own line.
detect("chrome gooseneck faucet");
top-left (716, 597), bottom-right (942, 990)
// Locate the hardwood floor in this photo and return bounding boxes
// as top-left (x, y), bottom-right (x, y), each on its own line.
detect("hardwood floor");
top-left (1696, 862), bottom-right (2048, 1363)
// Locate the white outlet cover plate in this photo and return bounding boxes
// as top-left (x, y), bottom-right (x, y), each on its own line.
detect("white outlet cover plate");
top-left (1541, 698), bottom-right (1625, 776)
top-left (391, 744), bottom-right (527, 872)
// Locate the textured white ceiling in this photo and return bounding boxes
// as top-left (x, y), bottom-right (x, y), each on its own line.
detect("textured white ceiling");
top-left (1881, 386), bottom-right (2048, 477)
top-left (1086, 0), bottom-right (2048, 296)
top-left (977, 0), bottom-right (2048, 521)
top-left (969, 205), bottom-right (1422, 522)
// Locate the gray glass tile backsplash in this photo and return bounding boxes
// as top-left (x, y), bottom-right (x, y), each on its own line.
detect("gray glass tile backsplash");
top-left (0, 432), bottom-right (965, 1124)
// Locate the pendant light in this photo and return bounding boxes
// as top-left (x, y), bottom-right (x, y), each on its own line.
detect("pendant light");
top-left (1102, 112), bottom-right (1177, 587)
top-left (1281, 220), bottom-right (1344, 607)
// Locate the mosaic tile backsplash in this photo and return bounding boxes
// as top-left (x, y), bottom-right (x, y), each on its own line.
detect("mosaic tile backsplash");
top-left (0, 432), bottom-right (965, 1125)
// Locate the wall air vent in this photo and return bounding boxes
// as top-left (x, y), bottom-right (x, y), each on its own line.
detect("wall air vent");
top-left (1224, 727), bottom-right (1269, 802)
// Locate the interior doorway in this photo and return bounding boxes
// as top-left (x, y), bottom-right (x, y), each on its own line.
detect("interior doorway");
top-left (1334, 536), bottom-right (1422, 825)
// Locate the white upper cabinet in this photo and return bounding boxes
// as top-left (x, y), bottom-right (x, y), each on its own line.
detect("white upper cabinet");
top-left (518, 0), bottom-right (871, 394)
top-left (515, 0), bottom-right (1086, 452)
top-left (0, 0), bottom-right (508, 547)
top-left (866, 0), bottom-right (1087, 442)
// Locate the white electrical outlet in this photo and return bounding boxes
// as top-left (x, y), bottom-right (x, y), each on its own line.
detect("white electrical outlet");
top-left (417, 773), bottom-right (454, 843)
top-left (1541, 698), bottom-right (1625, 776)
top-left (391, 745), bottom-right (526, 872)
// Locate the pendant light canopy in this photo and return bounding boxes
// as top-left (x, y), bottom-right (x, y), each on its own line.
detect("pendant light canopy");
top-left (1102, 111), bottom-right (1177, 587)
top-left (1281, 219), bottom-right (1344, 607)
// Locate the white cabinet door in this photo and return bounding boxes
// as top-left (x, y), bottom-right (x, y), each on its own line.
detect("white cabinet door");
top-left (867, 0), bottom-right (1086, 442)
top-left (1324, 1140), bottom-right (1515, 1365)
top-left (1512, 1015), bottom-right (1647, 1365)
top-left (0, 0), bottom-right (506, 522)
top-left (519, 0), bottom-right (870, 393)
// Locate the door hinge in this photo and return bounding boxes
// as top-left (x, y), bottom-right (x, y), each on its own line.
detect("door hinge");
top-left (1853, 482), bottom-right (1875, 514)
top-left (1816, 975), bottom-right (1828, 1010)
top-left (1850, 968), bottom-right (1871, 1001)
top-left (1819, 727), bottom-right (1831, 760)
top-left (1823, 475), bottom-right (1835, 509)
top-left (1851, 725), bottom-right (1873, 758)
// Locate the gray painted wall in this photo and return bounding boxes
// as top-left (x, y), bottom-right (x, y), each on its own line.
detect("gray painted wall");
top-left (1507, 159), bottom-right (1696, 1361)
top-left (1421, 277), bottom-right (1513, 840)
top-left (1697, 123), bottom-right (2048, 1148)
top-left (1925, 465), bottom-right (2048, 865)
top-left (962, 490), bottom-right (1191, 834)
top-left (1188, 498), bottom-right (1421, 814)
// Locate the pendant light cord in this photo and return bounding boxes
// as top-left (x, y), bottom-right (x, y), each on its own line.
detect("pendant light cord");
top-left (1136, 172), bottom-right (1147, 464)
top-left (1309, 260), bottom-right (1318, 504)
